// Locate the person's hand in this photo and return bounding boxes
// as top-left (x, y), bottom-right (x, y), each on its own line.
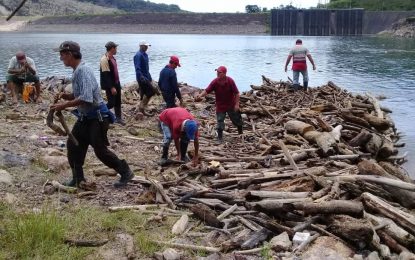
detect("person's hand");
top-left (176, 154), bottom-right (181, 161)
top-left (50, 102), bottom-right (66, 111)
top-left (111, 87), bottom-right (117, 95)
top-left (194, 95), bottom-right (202, 102)
top-left (284, 66), bottom-right (288, 72)
top-left (313, 65), bottom-right (316, 70)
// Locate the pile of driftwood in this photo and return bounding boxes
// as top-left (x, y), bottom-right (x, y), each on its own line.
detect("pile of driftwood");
top-left (109, 77), bottom-right (415, 258)
top-left (104, 77), bottom-right (414, 258)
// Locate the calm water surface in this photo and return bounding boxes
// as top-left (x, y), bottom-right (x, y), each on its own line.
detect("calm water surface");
top-left (0, 33), bottom-right (414, 176)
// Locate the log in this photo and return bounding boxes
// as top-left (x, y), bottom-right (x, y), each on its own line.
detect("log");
top-left (247, 191), bottom-right (311, 200)
top-left (362, 192), bottom-right (415, 235)
top-left (349, 129), bottom-right (372, 147)
top-left (310, 104), bottom-right (337, 112)
top-left (365, 134), bottom-right (395, 159)
top-left (190, 203), bottom-right (223, 228)
top-left (327, 215), bottom-right (374, 248)
top-left (303, 130), bottom-right (337, 155)
top-left (241, 227), bottom-right (272, 249)
top-left (108, 204), bottom-right (168, 212)
top-left (284, 120), bottom-right (315, 135)
top-left (244, 215), bottom-right (294, 236)
top-left (217, 204), bottom-right (238, 221)
top-left (51, 180), bottom-right (77, 193)
top-left (149, 178), bottom-right (176, 209)
top-left (366, 93), bottom-right (384, 119)
top-left (64, 239), bottom-right (109, 247)
top-left (357, 159), bottom-right (397, 180)
top-left (341, 110), bottom-right (371, 128)
top-left (292, 200), bottom-right (364, 217)
top-left (364, 113), bottom-right (390, 131)
top-left (333, 175), bottom-right (415, 192)
top-left (279, 140), bottom-right (299, 171)
top-left (172, 215), bottom-right (189, 235)
top-left (378, 161), bottom-right (413, 183)
top-left (377, 229), bottom-right (409, 254)
top-left (153, 241), bottom-right (220, 253)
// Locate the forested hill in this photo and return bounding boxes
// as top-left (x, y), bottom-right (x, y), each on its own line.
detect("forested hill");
top-left (0, 0), bottom-right (183, 16)
top-left (326, 0), bottom-right (415, 11)
top-left (77, 0), bottom-right (182, 12)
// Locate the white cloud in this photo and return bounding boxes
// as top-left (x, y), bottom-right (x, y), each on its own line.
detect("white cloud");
top-left (151, 0), bottom-right (322, 13)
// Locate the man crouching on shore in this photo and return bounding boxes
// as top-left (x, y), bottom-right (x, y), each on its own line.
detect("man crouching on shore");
top-left (51, 41), bottom-right (134, 188)
top-left (159, 107), bottom-right (199, 167)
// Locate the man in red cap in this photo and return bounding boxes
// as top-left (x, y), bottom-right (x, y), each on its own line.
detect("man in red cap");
top-left (6, 51), bottom-right (42, 104)
top-left (158, 55), bottom-right (184, 108)
top-left (195, 66), bottom-right (243, 143)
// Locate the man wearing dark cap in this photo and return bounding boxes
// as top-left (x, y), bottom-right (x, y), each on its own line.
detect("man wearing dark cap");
top-left (159, 107), bottom-right (199, 166)
top-left (158, 55), bottom-right (184, 108)
top-left (284, 39), bottom-right (316, 91)
top-left (100, 41), bottom-right (125, 125)
top-left (52, 41), bottom-right (134, 188)
top-left (6, 51), bottom-right (41, 104)
top-left (134, 41), bottom-right (157, 116)
top-left (195, 66), bottom-right (243, 143)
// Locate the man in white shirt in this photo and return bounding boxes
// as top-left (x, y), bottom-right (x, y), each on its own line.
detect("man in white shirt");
top-left (6, 51), bottom-right (41, 104)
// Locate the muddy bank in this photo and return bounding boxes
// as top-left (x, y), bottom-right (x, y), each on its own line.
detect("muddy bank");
top-left (12, 13), bottom-right (268, 34)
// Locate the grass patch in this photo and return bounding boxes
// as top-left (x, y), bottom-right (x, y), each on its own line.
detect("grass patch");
top-left (0, 203), bottom-right (169, 259)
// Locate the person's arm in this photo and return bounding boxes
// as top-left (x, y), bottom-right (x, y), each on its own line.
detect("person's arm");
top-left (195, 90), bottom-right (207, 101)
top-left (134, 53), bottom-right (145, 82)
top-left (100, 56), bottom-right (115, 94)
top-left (234, 92), bottom-right (240, 111)
top-left (171, 71), bottom-right (183, 105)
top-left (284, 55), bottom-right (292, 72)
top-left (192, 137), bottom-right (199, 166)
top-left (307, 54), bottom-right (316, 70)
top-left (24, 60), bottom-right (36, 75)
top-left (50, 97), bottom-right (84, 111)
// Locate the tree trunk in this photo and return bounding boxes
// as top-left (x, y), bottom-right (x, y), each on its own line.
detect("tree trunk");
top-left (284, 120), bottom-right (315, 135)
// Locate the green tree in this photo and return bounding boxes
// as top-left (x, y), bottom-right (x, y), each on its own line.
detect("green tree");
top-left (245, 5), bottom-right (261, 13)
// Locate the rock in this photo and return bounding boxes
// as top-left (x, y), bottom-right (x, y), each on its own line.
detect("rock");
top-left (93, 167), bottom-right (117, 177)
top-left (270, 231), bottom-right (292, 252)
top-left (196, 253), bottom-right (221, 260)
top-left (29, 134), bottom-right (39, 141)
top-left (301, 236), bottom-right (354, 260)
top-left (5, 112), bottom-right (20, 120)
top-left (0, 169), bottom-right (12, 184)
top-left (153, 252), bottom-right (164, 260)
top-left (127, 127), bottom-right (139, 136)
top-left (293, 232), bottom-right (310, 247)
top-left (171, 214), bottom-right (189, 235)
top-left (98, 233), bottom-right (135, 260)
top-left (353, 254), bottom-right (364, 260)
top-left (0, 150), bottom-right (31, 167)
top-left (399, 251), bottom-right (415, 260)
top-left (4, 193), bottom-right (18, 204)
top-left (163, 248), bottom-right (181, 260)
top-left (60, 196), bottom-right (70, 203)
top-left (39, 155), bottom-right (69, 172)
top-left (134, 112), bottom-right (144, 121)
top-left (366, 251), bottom-right (380, 260)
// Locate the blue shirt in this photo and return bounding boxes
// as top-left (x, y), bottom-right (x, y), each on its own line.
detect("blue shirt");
top-left (158, 65), bottom-right (181, 99)
top-left (133, 50), bottom-right (152, 82)
top-left (72, 62), bottom-right (104, 114)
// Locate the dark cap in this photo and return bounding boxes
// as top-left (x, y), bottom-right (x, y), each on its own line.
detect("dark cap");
top-left (296, 39), bottom-right (302, 44)
top-left (54, 41), bottom-right (81, 52)
top-left (105, 41), bottom-right (118, 49)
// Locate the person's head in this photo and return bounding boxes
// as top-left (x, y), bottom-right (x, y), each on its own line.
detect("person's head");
top-left (15, 51), bottom-right (26, 65)
top-left (105, 41), bottom-right (118, 55)
top-left (55, 41), bottom-right (82, 68)
top-left (296, 39), bottom-right (302, 45)
top-left (139, 41), bottom-right (151, 52)
top-left (184, 120), bottom-right (198, 141)
top-left (215, 66), bottom-right (227, 79)
top-left (169, 55), bottom-right (181, 69)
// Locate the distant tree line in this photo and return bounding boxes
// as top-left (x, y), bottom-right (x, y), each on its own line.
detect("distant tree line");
top-left (326, 0), bottom-right (415, 11)
top-left (245, 4), bottom-right (296, 13)
top-left (77, 0), bottom-right (182, 12)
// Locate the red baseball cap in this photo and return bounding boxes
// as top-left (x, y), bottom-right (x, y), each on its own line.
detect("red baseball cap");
top-left (215, 66), bottom-right (227, 73)
top-left (170, 56), bottom-right (181, 67)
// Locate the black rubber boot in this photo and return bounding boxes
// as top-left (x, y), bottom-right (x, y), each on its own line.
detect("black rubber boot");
top-left (63, 167), bottom-right (85, 187)
top-left (217, 130), bottom-right (223, 144)
top-left (237, 126), bottom-right (243, 135)
top-left (180, 139), bottom-right (189, 162)
top-left (114, 160), bottom-right (134, 188)
top-left (293, 84), bottom-right (301, 91)
top-left (303, 82), bottom-right (308, 91)
top-left (114, 106), bottom-right (126, 126)
top-left (160, 145), bottom-right (169, 166)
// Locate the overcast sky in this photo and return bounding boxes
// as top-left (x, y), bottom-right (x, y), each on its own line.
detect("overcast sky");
top-left (151, 0), bottom-right (323, 13)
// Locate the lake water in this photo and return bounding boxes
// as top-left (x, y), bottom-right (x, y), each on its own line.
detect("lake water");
top-left (0, 33), bottom-right (414, 176)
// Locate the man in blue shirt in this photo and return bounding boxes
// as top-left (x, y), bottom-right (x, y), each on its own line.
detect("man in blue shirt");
top-left (158, 55), bottom-right (183, 108)
top-left (51, 41), bottom-right (134, 188)
top-left (134, 41), bottom-right (157, 116)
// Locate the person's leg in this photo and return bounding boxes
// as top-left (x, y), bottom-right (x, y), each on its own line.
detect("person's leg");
top-left (105, 88), bottom-right (115, 110)
top-left (227, 110), bottom-right (243, 134)
top-left (162, 92), bottom-right (176, 108)
top-left (302, 70), bottom-right (309, 91)
top-left (160, 122), bottom-right (172, 165)
top-left (292, 70), bottom-right (300, 90)
top-left (6, 75), bottom-right (20, 104)
top-left (65, 120), bottom-right (89, 186)
top-left (216, 112), bottom-right (226, 142)
top-left (88, 119), bottom-right (133, 187)
top-left (31, 75), bottom-right (41, 102)
top-left (139, 81), bottom-right (155, 116)
top-left (114, 84), bottom-right (125, 125)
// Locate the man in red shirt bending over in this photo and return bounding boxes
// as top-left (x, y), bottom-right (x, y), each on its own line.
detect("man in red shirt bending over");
top-left (195, 66), bottom-right (243, 143)
top-left (159, 107), bottom-right (199, 166)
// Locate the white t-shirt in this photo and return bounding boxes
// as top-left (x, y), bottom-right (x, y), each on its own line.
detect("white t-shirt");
top-left (8, 56), bottom-right (37, 73)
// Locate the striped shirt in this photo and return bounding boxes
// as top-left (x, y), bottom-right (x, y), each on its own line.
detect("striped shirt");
top-left (72, 62), bottom-right (104, 114)
top-left (289, 45), bottom-right (309, 71)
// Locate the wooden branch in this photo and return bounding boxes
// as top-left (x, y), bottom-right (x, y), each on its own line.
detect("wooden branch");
top-left (51, 180), bottom-right (77, 193)
top-left (149, 178), bottom-right (176, 209)
top-left (332, 175), bottom-right (415, 192)
top-left (64, 239), bottom-right (109, 247)
top-left (6, 0), bottom-right (28, 21)
top-left (153, 241), bottom-right (221, 253)
top-left (217, 204), bottom-right (238, 221)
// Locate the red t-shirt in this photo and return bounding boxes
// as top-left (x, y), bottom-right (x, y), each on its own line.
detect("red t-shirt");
top-left (205, 76), bottom-right (239, 113)
top-left (159, 107), bottom-right (199, 141)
